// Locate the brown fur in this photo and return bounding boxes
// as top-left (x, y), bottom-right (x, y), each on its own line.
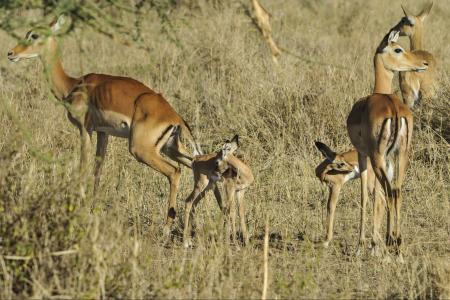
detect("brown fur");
top-left (393, 2), bottom-right (437, 109)
top-left (346, 30), bottom-right (426, 258)
top-left (8, 18), bottom-right (201, 233)
top-left (314, 143), bottom-right (383, 248)
top-left (183, 137), bottom-right (254, 248)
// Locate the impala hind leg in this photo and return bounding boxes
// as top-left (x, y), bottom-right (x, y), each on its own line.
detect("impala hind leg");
top-left (356, 152), bottom-right (368, 255)
top-left (183, 176), bottom-right (209, 248)
top-left (129, 125), bottom-right (181, 237)
top-left (223, 179), bottom-right (237, 243)
top-left (371, 179), bottom-right (385, 257)
top-left (236, 189), bottom-right (249, 246)
top-left (93, 132), bottom-right (109, 197)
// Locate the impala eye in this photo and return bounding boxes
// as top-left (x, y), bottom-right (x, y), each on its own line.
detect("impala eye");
top-left (394, 48), bottom-right (403, 54)
top-left (31, 33), bottom-right (39, 40)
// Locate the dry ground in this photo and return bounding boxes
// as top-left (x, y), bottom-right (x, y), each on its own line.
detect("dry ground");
top-left (0, 0), bottom-right (449, 298)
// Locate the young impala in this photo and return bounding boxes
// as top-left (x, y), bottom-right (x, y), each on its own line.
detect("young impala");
top-left (347, 30), bottom-right (428, 258)
top-left (393, 2), bottom-right (436, 109)
top-left (7, 15), bottom-right (202, 234)
top-left (183, 135), bottom-right (254, 248)
top-left (314, 141), bottom-right (384, 248)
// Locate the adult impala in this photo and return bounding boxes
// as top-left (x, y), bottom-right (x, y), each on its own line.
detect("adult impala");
top-left (7, 15), bottom-right (202, 234)
top-left (394, 2), bottom-right (436, 109)
top-left (347, 30), bottom-right (428, 258)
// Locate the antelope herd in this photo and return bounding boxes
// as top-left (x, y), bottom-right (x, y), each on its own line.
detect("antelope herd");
top-left (7, 2), bottom-right (437, 260)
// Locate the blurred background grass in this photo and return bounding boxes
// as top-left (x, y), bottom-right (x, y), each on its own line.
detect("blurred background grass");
top-left (0, 0), bottom-right (449, 298)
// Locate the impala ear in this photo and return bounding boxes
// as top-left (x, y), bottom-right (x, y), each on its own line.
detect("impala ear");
top-left (51, 15), bottom-right (70, 34)
top-left (315, 141), bottom-right (336, 162)
top-left (401, 4), bottom-right (413, 18)
top-left (388, 30), bottom-right (400, 43)
top-left (418, 2), bottom-right (433, 21)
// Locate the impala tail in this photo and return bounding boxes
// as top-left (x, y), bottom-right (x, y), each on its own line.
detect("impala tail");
top-left (377, 115), bottom-right (410, 194)
top-left (180, 119), bottom-right (203, 156)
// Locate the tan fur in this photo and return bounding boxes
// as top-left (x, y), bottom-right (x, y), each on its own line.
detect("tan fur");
top-left (8, 17), bottom-right (201, 233)
top-left (393, 2), bottom-right (436, 109)
top-left (251, 0), bottom-right (281, 63)
top-left (183, 136), bottom-right (254, 248)
top-left (314, 143), bottom-right (384, 248)
top-left (346, 30), bottom-right (427, 257)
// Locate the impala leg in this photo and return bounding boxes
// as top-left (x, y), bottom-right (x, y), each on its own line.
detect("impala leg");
top-left (226, 182), bottom-right (237, 243)
top-left (221, 180), bottom-right (235, 244)
top-left (213, 185), bottom-right (225, 213)
top-left (183, 176), bottom-right (208, 248)
top-left (356, 152), bottom-right (368, 255)
top-left (79, 126), bottom-right (91, 199)
top-left (130, 125), bottom-right (181, 238)
top-left (236, 189), bottom-right (249, 246)
top-left (93, 132), bottom-right (109, 196)
top-left (163, 136), bottom-right (193, 168)
top-left (324, 184), bottom-right (341, 248)
top-left (371, 179), bottom-right (385, 257)
top-left (392, 133), bottom-right (410, 258)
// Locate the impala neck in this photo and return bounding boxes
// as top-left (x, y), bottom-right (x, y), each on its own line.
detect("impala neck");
top-left (409, 26), bottom-right (424, 50)
top-left (40, 37), bottom-right (77, 100)
top-left (373, 54), bottom-right (393, 94)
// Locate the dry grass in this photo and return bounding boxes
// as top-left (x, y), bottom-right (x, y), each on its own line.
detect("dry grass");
top-left (0, 0), bottom-right (449, 298)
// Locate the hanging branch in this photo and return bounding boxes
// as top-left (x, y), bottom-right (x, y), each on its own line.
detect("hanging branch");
top-left (250, 0), bottom-right (281, 64)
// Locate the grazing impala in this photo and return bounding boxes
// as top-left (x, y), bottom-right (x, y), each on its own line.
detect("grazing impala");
top-left (394, 2), bottom-right (436, 109)
top-left (183, 135), bottom-right (254, 248)
top-left (314, 141), bottom-right (384, 248)
top-left (7, 15), bottom-right (201, 233)
top-left (347, 30), bottom-right (428, 257)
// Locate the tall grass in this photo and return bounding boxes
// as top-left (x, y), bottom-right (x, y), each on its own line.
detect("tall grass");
top-left (0, 0), bottom-right (449, 298)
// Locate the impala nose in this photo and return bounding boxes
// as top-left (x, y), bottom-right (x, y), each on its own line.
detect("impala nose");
top-left (7, 50), bottom-right (13, 57)
top-left (423, 61), bottom-right (429, 66)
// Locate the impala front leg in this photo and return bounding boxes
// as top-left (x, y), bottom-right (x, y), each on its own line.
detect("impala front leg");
top-left (79, 126), bottom-right (91, 199)
top-left (93, 132), bottom-right (109, 196)
top-left (324, 184), bottom-right (341, 248)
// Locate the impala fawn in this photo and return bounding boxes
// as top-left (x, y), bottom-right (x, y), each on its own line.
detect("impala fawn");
top-left (315, 142), bottom-right (384, 248)
top-left (183, 135), bottom-right (254, 248)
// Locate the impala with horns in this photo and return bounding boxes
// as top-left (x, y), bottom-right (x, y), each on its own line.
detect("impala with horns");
top-left (7, 15), bottom-right (202, 235)
top-left (393, 2), bottom-right (436, 109)
top-left (347, 30), bottom-right (428, 259)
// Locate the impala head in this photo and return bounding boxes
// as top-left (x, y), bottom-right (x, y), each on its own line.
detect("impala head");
top-left (395, 2), bottom-right (433, 37)
top-left (376, 30), bottom-right (428, 73)
top-left (216, 135), bottom-right (239, 174)
top-left (314, 141), bottom-right (356, 184)
top-left (7, 15), bottom-right (68, 62)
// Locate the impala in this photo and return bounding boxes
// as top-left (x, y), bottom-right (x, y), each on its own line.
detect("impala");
top-left (314, 141), bottom-right (384, 248)
top-left (394, 2), bottom-right (436, 109)
top-left (183, 135), bottom-right (254, 248)
top-left (347, 30), bottom-right (428, 257)
top-left (7, 15), bottom-right (202, 234)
